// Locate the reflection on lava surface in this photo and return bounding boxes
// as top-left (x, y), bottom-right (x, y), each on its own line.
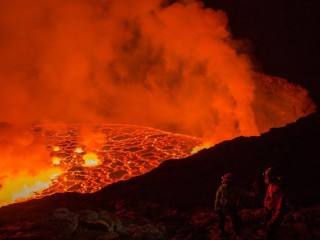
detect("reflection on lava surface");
top-left (31, 124), bottom-right (201, 198)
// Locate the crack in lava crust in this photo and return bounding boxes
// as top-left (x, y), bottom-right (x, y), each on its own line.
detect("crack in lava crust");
top-left (32, 124), bottom-right (202, 198)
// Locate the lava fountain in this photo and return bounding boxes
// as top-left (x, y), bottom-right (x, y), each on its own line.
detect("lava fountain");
top-left (0, 0), bottom-right (316, 206)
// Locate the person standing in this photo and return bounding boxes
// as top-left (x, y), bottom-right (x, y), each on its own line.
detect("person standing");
top-left (263, 167), bottom-right (284, 240)
top-left (215, 173), bottom-right (254, 239)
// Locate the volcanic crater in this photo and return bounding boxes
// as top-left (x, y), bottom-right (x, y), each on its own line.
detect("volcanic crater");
top-left (29, 124), bottom-right (202, 201)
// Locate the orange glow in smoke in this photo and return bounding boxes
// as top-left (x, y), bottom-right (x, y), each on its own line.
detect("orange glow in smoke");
top-left (0, 0), bottom-right (316, 207)
top-left (0, 0), bottom-right (315, 143)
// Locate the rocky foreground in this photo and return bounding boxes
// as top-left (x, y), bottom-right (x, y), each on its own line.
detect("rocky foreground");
top-left (0, 112), bottom-right (319, 239)
top-left (0, 203), bottom-right (319, 240)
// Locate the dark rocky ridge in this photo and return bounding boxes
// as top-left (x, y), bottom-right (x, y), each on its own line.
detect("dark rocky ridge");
top-left (0, 112), bottom-right (319, 239)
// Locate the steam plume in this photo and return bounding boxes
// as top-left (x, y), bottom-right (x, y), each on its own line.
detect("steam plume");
top-left (0, 0), bottom-right (315, 143)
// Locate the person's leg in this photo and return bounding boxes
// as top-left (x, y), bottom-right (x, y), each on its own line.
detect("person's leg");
top-left (230, 210), bottom-right (241, 237)
top-left (218, 211), bottom-right (227, 236)
top-left (266, 219), bottom-right (280, 240)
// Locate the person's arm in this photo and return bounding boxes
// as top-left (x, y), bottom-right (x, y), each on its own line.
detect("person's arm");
top-left (270, 189), bottom-right (284, 223)
top-left (264, 185), bottom-right (270, 210)
top-left (234, 185), bottom-right (255, 209)
top-left (237, 185), bottom-right (256, 198)
top-left (215, 186), bottom-right (222, 212)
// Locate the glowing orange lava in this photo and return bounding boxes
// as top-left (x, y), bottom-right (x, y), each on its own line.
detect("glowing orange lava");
top-left (75, 148), bottom-right (83, 153)
top-left (82, 153), bottom-right (100, 167)
top-left (0, 124), bottom-right (201, 206)
top-left (52, 157), bottom-right (61, 165)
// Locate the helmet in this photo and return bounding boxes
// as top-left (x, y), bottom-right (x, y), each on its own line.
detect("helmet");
top-left (221, 173), bottom-right (234, 183)
top-left (263, 167), bottom-right (277, 178)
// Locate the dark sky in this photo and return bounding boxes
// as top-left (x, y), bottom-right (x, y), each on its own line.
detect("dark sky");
top-left (202, 0), bottom-right (320, 107)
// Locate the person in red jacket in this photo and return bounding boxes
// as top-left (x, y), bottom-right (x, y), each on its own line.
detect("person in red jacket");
top-left (263, 167), bottom-right (284, 240)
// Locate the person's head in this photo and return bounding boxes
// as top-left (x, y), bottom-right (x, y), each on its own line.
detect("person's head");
top-left (221, 173), bottom-right (234, 185)
top-left (263, 167), bottom-right (278, 184)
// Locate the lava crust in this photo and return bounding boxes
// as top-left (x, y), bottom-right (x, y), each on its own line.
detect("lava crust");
top-left (31, 124), bottom-right (201, 199)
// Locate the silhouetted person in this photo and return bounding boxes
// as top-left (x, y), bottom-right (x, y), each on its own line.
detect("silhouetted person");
top-left (263, 167), bottom-right (284, 240)
top-left (215, 173), bottom-right (254, 239)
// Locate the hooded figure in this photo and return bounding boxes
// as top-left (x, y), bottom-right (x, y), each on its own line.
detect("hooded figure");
top-left (215, 173), bottom-right (254, 238)
top-left (263, 167), bottom-right (284, 240)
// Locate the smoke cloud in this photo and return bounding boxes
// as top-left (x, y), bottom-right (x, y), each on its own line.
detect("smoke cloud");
top-left (0, 0), bottom-right (315, 144)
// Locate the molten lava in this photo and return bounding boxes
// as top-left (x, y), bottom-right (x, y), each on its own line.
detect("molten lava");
top-left (82, 153), bottom-right (100, 167)
top-left (0, 124), bottom-right (201, 206)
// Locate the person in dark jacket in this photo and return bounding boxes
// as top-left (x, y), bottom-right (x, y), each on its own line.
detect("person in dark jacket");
top-left (215, 173), bottom-right (254, 238)
top-left (263, 167), bottom-right (284, 240)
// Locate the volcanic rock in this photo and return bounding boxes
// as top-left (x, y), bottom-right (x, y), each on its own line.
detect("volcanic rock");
top-left (132, 225), bottom-right (168, 240)
top-left (78, 210), bottom-right (99, 223)
top-left (95, 232), bottom-right (119, 240)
